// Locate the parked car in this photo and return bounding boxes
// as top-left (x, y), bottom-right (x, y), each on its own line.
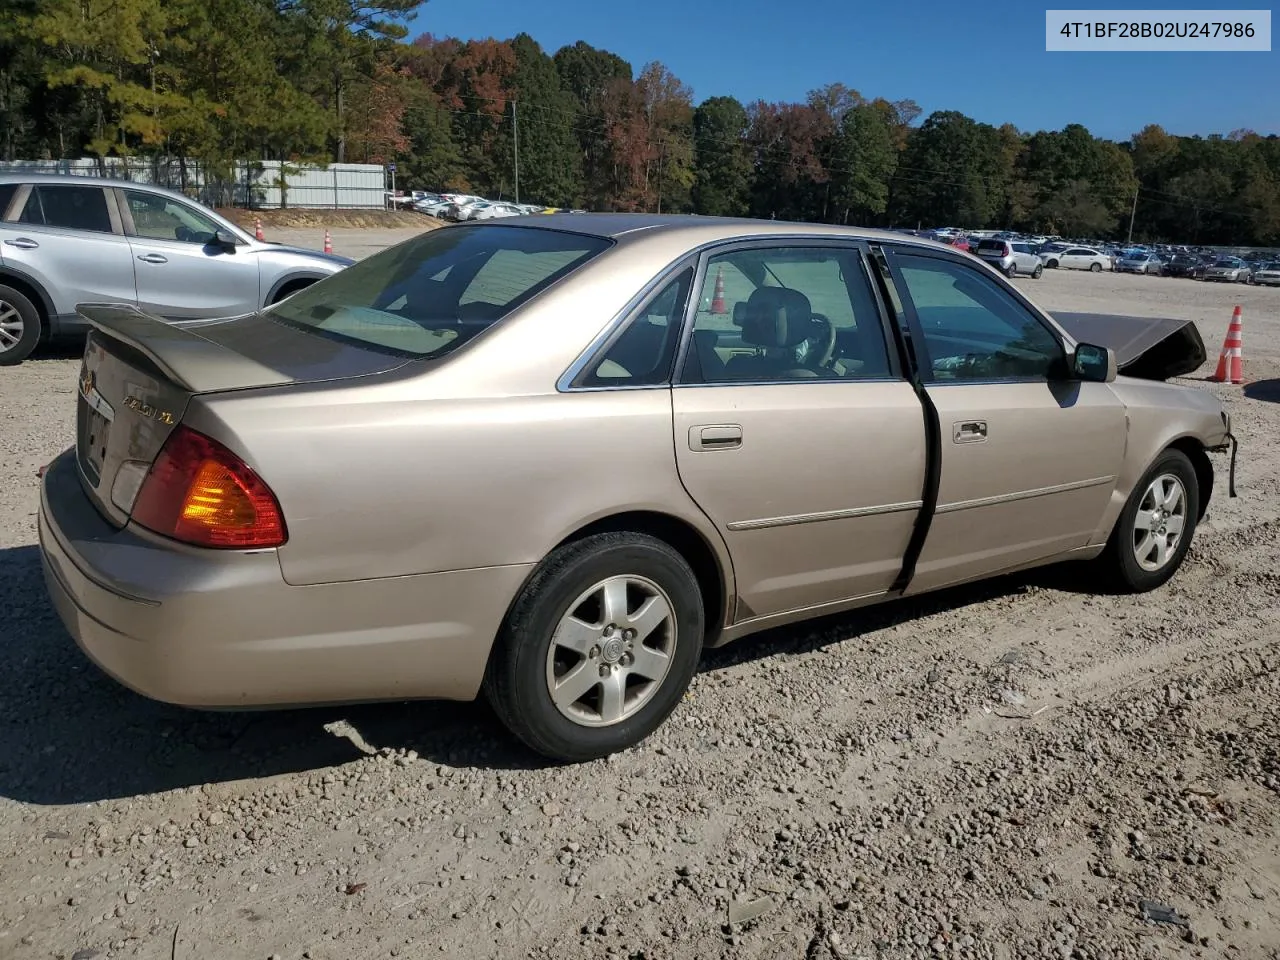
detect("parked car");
top-left (1116, 252), bottom-right (1164, 275)
top-left (0, 175), bottom-right (352, 365)
top-left (1202, 257), bottom-right (1253, 283)
top-left (1162, 254), bottom-right (1207, 279)
top-left (39, 215), bottom-right (1234, 761)
top-left (471, 202), bottom-right (523, 221)
top-left (1039, 245), bottom-right (1113, 272)
top-left (1250, 261), bottom-right (1280, 286)
top-left (974, 238), bottom-right (1044, 278)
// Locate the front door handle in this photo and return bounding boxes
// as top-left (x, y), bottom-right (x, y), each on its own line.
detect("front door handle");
top-left (4, 238), bottom-right (38, 249)
top-left (137, 253), bottom-right (168, 264)
top-left (689, 424), bottom-right (742, 451)
top-left (953, 420), bottom-right (988, 443)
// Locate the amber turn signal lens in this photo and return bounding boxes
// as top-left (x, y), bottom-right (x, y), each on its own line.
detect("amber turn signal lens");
top-left (131, 425), bottom-right (286, 549)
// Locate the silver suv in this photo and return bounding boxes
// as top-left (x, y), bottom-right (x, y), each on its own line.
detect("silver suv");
top-left (0, 175), bottom-right (353, 364)
top-left (975, 238), bottom-right (1044, 278)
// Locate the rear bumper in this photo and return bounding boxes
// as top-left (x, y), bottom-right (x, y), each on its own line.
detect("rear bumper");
top-left (38, 448), bottom-right (531, 708)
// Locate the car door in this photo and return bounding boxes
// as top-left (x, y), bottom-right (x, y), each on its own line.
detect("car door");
top-left (0, 182), bottom-right (136, 322)
top-left (1059, 248), bottom-right (1087, 270)
top-left (670, 240), bottom-right (928, 622)
top-left (117, 187), bottom-right (261, 320)
top-left (878, 247), bottom-right (1127, 594)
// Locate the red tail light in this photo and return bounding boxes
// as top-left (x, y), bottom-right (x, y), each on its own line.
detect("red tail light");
top-left (131, 425), bottom-right (287, 549)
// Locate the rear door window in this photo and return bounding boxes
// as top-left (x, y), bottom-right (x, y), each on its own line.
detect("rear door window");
top-left (18, 185), bottom-right (114, 233)
top-left (0, 183), bottom-right (18, 219)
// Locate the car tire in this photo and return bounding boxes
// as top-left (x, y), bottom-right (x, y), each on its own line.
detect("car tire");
top-left (1005, 263), bottom-right (1018, 278)
top-left (1090, 262), bottom-right (1102, 272)
top-left (1095, 449), bottom-right (1199, 594)
top-left (1032, 264), bottom-right (1043, 279)
top-left (0, 284), bottom-right (42, 366)
top-left (1045, 259), bottom-right (1058, 269)
top-left (484, 532), bottom-right (705, 762)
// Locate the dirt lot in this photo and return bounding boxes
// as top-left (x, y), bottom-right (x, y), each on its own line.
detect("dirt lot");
top-left (2, 260), bottom-right (1279, 960)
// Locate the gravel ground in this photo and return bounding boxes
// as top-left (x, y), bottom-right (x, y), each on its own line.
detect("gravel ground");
top-left (2, 260), bottom-right (1279, 960)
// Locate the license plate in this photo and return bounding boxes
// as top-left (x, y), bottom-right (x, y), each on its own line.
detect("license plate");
top-left (81, 405), bottom-right (110, 482)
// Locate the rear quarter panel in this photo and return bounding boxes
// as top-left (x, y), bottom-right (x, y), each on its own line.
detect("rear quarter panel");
top-left (1089, 377), bottom-right (1228, 543)
top-left (184, 382), bottom-right (727, 592)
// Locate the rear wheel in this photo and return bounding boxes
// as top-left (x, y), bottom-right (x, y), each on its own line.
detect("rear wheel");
top-left (1090, 261), bottom-right (1102, 272)
top-left (0, 284), bottom-right (41, 366)
top-left (1094, 449), bottom-right (1199, 593)
top-left (484, 532), bottom-right (704, 761)
top-left (1045, 259), bottom-right (1059, 269)
top-left (1004, 262), bottom-right (1018, 278)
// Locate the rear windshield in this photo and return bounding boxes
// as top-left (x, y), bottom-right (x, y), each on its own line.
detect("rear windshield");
top-left (977, 240), bottom-right (1007, 253)
top-left (266, 224), bottom-right (610, 357)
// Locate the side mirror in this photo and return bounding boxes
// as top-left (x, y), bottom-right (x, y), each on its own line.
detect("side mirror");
top-left (213, 229), bottom-right (239, 252)
top-left (1072, 342), bottom-right (1117, 383)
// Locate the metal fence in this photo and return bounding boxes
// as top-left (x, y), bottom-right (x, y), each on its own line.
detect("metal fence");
top-left (0, 157), bottom-right (388, 210)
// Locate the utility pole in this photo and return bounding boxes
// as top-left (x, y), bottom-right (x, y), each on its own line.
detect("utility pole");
top-left (511, 100), bottom-right (520, 204)
top-left (1126, 186), bottom-right (1139, 244)
top-left (656, 141), bottom-right (665, 214)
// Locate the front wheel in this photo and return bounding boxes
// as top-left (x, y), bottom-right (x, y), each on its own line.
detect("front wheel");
top-left (1094, 449), bottom-right (1199, 593)
top-left (1032, 263), bottom-right (1044, 279)
top-left (484, 532), bottom-right (705, 761)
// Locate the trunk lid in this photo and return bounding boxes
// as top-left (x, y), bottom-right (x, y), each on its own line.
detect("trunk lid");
top-left (75, 303), bottom-right (413, 526)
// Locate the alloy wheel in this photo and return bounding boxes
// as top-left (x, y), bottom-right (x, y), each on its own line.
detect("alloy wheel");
top-left (544, 574), bottom-right (677, 727)
top-left (1133, 473), bottom-right (1187, 572)
top-left (0, 300), bottom-right (24, 352)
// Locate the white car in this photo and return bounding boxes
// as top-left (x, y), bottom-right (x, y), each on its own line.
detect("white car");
top-left (472, 202), bottom-right (523, 220)
top-left (1039, 245), bottom-right (1113, 272)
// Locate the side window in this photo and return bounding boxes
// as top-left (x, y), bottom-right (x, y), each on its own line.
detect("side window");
top-left (579, 267), bottom-right (693, 387)
top-left (894, 255), bottom-right (1064, 382)
top-left (0, 184), bottom-right (17, 219)
top-left (19, 185), bottom-right (112, 233)
top-left (125, 190), bottom-right (219, 244)
top-left (681, 246), bottom-right (892, 384)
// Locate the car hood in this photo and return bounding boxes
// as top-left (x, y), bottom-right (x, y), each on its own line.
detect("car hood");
top-left (257, 243), bottom-right (356, 266)
top-left (1053, 312), bottom-right (1207, 381)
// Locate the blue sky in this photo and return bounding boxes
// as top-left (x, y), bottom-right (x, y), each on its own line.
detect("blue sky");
top-left (411, 0), bottom-right (1276, 141)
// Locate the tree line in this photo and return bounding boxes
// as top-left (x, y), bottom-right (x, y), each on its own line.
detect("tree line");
top-left (2, 1), bottom-right (1277, 245)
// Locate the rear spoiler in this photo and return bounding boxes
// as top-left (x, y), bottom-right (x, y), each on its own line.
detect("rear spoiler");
top-left (76, 303), bottom-right (294, 394)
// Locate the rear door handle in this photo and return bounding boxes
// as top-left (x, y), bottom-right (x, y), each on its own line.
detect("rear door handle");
top-left (689, 424), bottom-right (742, 451)
top-left (137, 253), bottom-right (168, 264)
top-left (953, 420), bottom-right (988, 443)
top-left (4, 238), bottom-right (38, 249)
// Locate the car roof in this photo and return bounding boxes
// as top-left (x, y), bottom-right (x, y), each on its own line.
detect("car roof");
top-left (491, 212), bottom-right (960, 252)
top-left (0, 172), bottom-right (198, 204)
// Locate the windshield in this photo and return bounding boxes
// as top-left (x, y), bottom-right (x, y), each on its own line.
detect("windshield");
top-left (1213, 259), bottom-right (1238, 267)
top-left (265, 224), bottom-right (610, 357)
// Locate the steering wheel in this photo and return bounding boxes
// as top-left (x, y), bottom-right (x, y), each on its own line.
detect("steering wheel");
top-left (806, 314), bottom-right (838, 368)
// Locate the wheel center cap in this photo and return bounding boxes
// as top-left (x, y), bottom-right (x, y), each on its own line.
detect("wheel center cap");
top-left (601, 637), bottom-right (625, 664)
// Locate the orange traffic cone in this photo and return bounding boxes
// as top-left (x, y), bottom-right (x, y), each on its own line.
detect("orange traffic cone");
top-left (710, 266), bottom-right (727, 314)
top-left (254, 217), bottom-right (264, 241)
top-left (1210, 305), bottom-right (1244, 384)
top-left (323, 229), bottom-right (332, 254)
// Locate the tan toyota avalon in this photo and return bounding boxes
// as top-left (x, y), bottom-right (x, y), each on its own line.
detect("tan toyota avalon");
top-left (39, 215), bottom-right (1235, 761)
